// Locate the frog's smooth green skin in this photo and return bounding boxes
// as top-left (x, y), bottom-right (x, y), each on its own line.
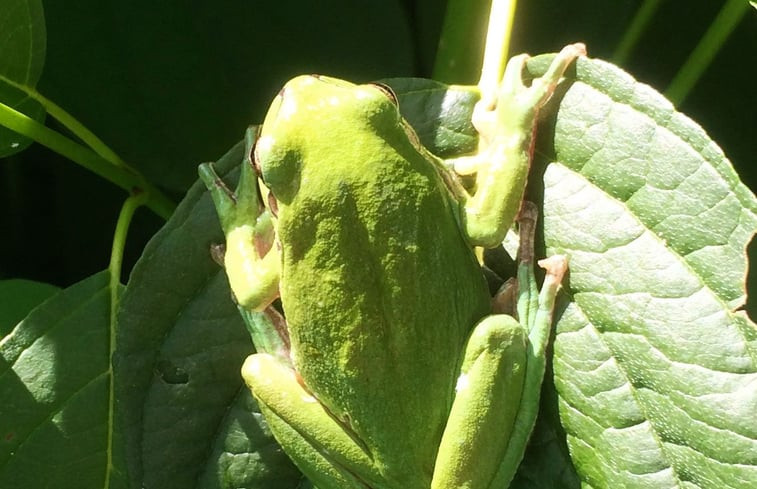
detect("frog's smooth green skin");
top-left (200, 43), bottom-right (583, 489)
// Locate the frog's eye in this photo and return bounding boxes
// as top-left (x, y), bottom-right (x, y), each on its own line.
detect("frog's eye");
top-left (370, 82), bottom-right (399, 106)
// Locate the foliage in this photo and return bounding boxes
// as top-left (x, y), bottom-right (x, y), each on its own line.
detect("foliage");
top-left (1, 1), bottom-right (756, 488)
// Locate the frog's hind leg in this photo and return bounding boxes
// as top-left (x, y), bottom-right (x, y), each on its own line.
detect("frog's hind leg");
top-left (431, 203), bottom-right (567, 489)
top-left (242, 353), bottom-right (380, 489)
top-left (431, 313), bottom-right (528, 489)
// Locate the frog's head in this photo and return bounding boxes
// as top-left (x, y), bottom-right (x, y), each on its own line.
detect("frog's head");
top-left (253, 75), bottom-right (402, 205)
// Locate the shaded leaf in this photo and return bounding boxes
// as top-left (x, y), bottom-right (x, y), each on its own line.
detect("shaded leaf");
top-left (382, 77), bottom-right (479, 157)
top-left (114, 140), bottom-right (302, 488)
top-left (531, 54), bottom-right (757, 488)
top-left (0, 278), bottom-right (59, 337)
top-left (197, 389), bottom-right (306, 489)
top-left (510, 371), bottom-right (581, 489)
top-left (0, 0), bottom-right (46, 156)
top-left (0, 271), bottom-right (126, 488)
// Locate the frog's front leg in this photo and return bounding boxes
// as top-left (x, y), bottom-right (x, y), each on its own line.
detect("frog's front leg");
top-left (199, 127), bottom-right (281, 311)
top-left (459, 43), bottom-right (586, 248)
top-left (431, 206), bottom-right (567, 489)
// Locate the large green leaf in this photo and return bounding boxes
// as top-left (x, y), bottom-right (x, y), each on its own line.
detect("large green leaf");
top-left (0, 0), bottom-right (46, 156)
top-left (0, 271), bottom-right (126, 488)
top-left (113, 141), bottom-right (303, 488)
top-left (529, 55), bottom-right (757, 487)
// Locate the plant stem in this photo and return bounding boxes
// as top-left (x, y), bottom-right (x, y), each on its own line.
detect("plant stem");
top-left (0, 101), bottom-right (174, 219)
top-left (478, 0), bottom-right (518, 96)
top-left (104, 192), bottom-right (147, 489)
top-left (108, 192), bottom-right (146, 299)
top-left (612, 0), bottom-right (663, 65)
top-left (665, 0), bottom-right (750, 105)
top-left (0, 75), bottom-right (129, 168)
top-left (432, 0), bottom-right (517, 85)
top-left (37, 91), bottom-right (131, 169)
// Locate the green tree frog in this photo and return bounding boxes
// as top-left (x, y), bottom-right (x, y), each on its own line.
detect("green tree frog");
top-left (199, 43), bottom-right (584, 489)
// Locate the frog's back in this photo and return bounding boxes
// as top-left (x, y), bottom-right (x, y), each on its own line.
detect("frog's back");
top-left (275, 102), bottom-right (491, 483)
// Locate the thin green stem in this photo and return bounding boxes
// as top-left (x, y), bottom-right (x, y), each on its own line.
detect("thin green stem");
top-left (433, 0), bottom-right (518, 86)
top-left (104, 193), bottom-right (147, 489)
top-left (1, 75), bottom-right (128, 168)
top-left (0, 101), bottom-right (175, 219)
top-left (478, 0), bottom-right (518, 94)
top-left (38, 92), bottom-right (131, 169)
top-left (612, 0), bottom-right (663, 65)
top-left (665, 0), bottom-right (750, 105)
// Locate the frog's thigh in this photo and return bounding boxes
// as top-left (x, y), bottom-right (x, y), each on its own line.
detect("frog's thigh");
top-left (241, 354), bottom-right (378, 489)
top-left (431, 314), bottom-right (527, 489)
top-left (253, 401), bottom-right (366, 489)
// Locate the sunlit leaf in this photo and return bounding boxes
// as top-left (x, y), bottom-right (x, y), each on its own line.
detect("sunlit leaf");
top-left (529, 54), bottom-right (757, 488)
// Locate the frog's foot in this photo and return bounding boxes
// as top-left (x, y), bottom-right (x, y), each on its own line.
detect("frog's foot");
top-left (198, 126), bottom-right (280, 311)
top-left (199, 128), bottom-right (263, 234)
top-left (474, 43), bottom-right (586, 146)
top-left (459, 45), bottom-right (585, 249)
top-left (480, 205), bottom-right (567, 489)
top-left (515, 201), bottom-right (568, 340)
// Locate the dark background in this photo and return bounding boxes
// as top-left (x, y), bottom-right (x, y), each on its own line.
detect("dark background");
top-left (2, 0), bottom-right (755, 299)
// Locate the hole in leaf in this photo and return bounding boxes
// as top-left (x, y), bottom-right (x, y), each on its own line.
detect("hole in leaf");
top-left (156, 359), bottom-right (189, 384)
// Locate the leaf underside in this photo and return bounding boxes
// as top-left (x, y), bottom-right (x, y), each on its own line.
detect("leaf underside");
top-left (528, 55), bottom-right (757, 488)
